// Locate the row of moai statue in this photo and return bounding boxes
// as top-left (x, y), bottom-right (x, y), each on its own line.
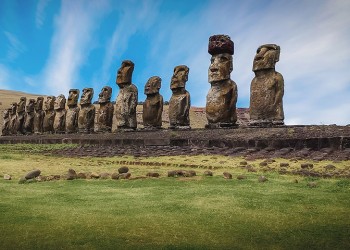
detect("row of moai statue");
top-left (2, 34), bottom-right (284, 135)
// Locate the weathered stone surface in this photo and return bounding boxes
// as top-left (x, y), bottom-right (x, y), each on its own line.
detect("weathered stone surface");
top-left (1, 108), bottom-right (11, 136)
top-left (9, 102), bottom-right (18, 134)
top-left (16, 97), bottom-right (26, 134)
top-left (53, 94), bottom-right (66, 134)
top-left (146, 172), bottom-right (160, 178)
top-left (206, 35), bottom-right (237, 128)
top-left (3, 174), bottom-right (11, 180)
top-left (249, 44), bottom-right (284, 126)
top-left (203, 170), bottom-right (213, 176)
top-left (118, 166), bottom-right (129, 174)
top-left (67, 168), bottom-right (77, 180)
top-left (143, 76), bottom-right (163, 129)
top-left (95, 86), bottom-right (114, 133)
top-left (258, 175), bottom-right (268, 182)
top-left (23, 99), bottom-right (35, 134)
top-left (33, 97), bottom-right (45, 134)
top-left (223, 172), bottom-right (232, 179)
top-left (25, 169), bottom-right (41, 179)
top-left (169, 65), bottom-right (191, 129)
top-left (66, 89), bottom-right (80, 133)
top-left (78, 88), bottom-right (95, 133)
top-left (115, 60), bottom-right (138, 130)
top-left (43, 96), bottom-right (56, 133)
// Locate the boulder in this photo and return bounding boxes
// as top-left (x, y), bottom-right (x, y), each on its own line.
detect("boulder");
top-left (324, 164), bottom-right (336, 171)
top-left (118, 166), bottom-right (129, 174)
top-left (118, 173), bottom-right (131, 179)
top-left (239, 161), bottom-right (247, 166)
top-left (90, 172), bottom-right (100, 179)
top-left (100, 173), bottom-right (110, 179)
top-left (203, 170), bottom-right (213, 176)
top-left (25, 169), bottom-right (41, 179)
top-left (146, 172), bottom-right (160, 178)
top-left (67, 168), bottom-right (77, 180)
top-left (223, 172), bottom-right (232, 179)
top-left (3, 174), bottom-right (11, 180)
top-left (111, 172), bottom-right (119, 180)
top-left (168, 170), bottom-right (177, 177)
top-left (280, 162), bottom-right (290, 168)
top-left (77, 172), bottom-right (87, 179)
top-left (301, 163), bottom-right (313, 169)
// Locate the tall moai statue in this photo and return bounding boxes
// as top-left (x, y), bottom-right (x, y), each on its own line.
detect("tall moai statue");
top-left (169, 65), bottom-right (191, 129)
top-left (16, 97), bottom-right (27, 134)
top-left (205, 35), bottom-right (238, 128)
top-left (66, 89), bottom-right (80, 133)
top-left (34, 97), bottom-right (45, 134)
top-left (23, 99), bottom-right (35, 134)
top-left (1, 108), bottom-right (11, 136)
top-left (43, 96), bottom-right (56, 133)
top-left (53, 94), bottom-right (67, 133)
top-left (78, 88), bottom-right (95, 133)
top-left (249, 44), bottom-right (284, 126)
top-left (143, 76), bottom-right (163, 129)
top-left (95, 86), bottom-right (114, 133)
top-left (115, 60), bottom-right (138, 130)
top-left (9, 102), bottom-right (18, 134)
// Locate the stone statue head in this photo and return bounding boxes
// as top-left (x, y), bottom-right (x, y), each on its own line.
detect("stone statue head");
top-left (44, 96), bottom-right (56, 111)
top-left (17, 97), bottom-right (27, 113)
top-left (253, 44), bottom-right (280, 72)
top-left (208, 35), bottom-right (234, 83)
top-left (171, 65), bottom-right (189, 90)
top-left (80, 88), bottom-right (94, 105)
top-left (26, 99), bottom-right (35, 113)
top-left (98, 86), bottom-right (112, 103)
top-left (144, 76), bottom-right (161, 95)
top-left (54, 94), bottom-right (66, 110)
top-left (67, 89), bottom-right (80, 107)
top-left (116, 60), bottom-right (134, 87)
top-left (35, 97), bottom-right (44, 112)
top-left (10, 102), bottom-right (17, 115)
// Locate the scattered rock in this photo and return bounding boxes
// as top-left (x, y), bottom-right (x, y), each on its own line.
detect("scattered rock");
top-left (280, 162), bottom-right (289, 168)
top-left (237, 175), bottom-right (246, 180)
top-left (167, 170), bottom-right (177, 177)
top-left (100, 172), bottom-right (110, 179)
top-left (258, 176), bottom-right (268, 182)
top-left (118, 173), bottom-right (131, 179)
top-left (118, 166), bottom-right (129, 174)
top-left (90, 172), bottom-right (100, 179)
top-left (77, 172), bottom-right (87, 179)
top-left (36, 175), bottom-right (46, 182)
top-left (223, 172), bottom-right (232, 179)
top-left (307, 182), bottom-right (317, 188)
top-left (25, 169), bottom-right (41, 180)
top-left (3, 174), bottom-right (11, 180)
top-left (324, 164), bottom-right (336, 171)
top-left (246, 165), bottom-right (257, 172)
top-left (67, 168), bottom-right (77, 180)
top-left (185, 170), bottom-right (196, 177)
top-left (203, 170), bottom-right (213, 176)
top-left (259, 161), bottom-right (268, 166)
top-left (301, 163), bottom-right (313, 169)
top-left (111, 172), bottom-right (119, 180)
top-left (239, 161), bottom-right (247, 166)
top-left (146, 172), bottom-right (160, 178)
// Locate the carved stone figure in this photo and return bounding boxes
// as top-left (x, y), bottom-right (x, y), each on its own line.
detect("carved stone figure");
top-left (43, 96), bottom-right (56, 133)
top-left (9, 102), bottom-right (18, 134)
top-left (115, 60), bottom-right (138, 130)
top-left (23, 99), bottom-right (35, 134)
top-left (169, 65), bottom-right (191, 129)
top-left (78, 88), bottom-right (95, 133)
top-left (249, 44), bottom-right (284, 126)
top-left (95, 86), bottom-right (114, 133)
top-left (1, 109), bottom-right (11, 136)
top-left (34, 97), bottom-right (45, 134)
top-left (16, 97), bottom-right (27, 134)
top-left (53, 94), bottom-right (66, 133)
top-left (143, 76), bottom-right (163, 129)
top-left (66, 89), bottom-right (80, 133)
top-left (206, 35), bottom-right (237, 128)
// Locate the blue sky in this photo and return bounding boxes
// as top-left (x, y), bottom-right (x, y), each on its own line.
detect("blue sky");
top-left (0, 0), bottom-right (349, 125)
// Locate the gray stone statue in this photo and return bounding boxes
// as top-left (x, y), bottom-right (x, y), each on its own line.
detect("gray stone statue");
top-left (53, 94), bottom-right (66, 133)
top-left (78, 88), bottom-right (95, 133)
top-left (249, 44), bottom-right (284, 126)
top-left (23, 99), bottom-right (35, 134)
top-left (66, 89), bottom-right (80, 133)
top-left (1, 108), bottom-right (11, 136)
top-left (169, 65), bottom-right (191, 129)
top-left (34, 97), bottom-right (45, 134)
top-left (206, 35), bottom-right (237, 128)
top-left (43, 96), bottom-right (56, 133)
top-left (95, 86), bottom-right (114, 133)
top-left (16, 97), bottom-right (27, 134)
top-left (9, 102), bottom-right (18, 134)
top-left (143, 76), bottom-right (163, 129)
top-left (115, 60), bottom-right (138, 130)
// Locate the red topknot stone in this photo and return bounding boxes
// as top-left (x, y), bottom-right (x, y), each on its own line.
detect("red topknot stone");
top-left (208, 34), bottom-right (234, 55)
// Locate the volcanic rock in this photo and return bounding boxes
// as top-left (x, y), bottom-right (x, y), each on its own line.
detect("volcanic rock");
top-left (25, 169), bottom-right (41, 179)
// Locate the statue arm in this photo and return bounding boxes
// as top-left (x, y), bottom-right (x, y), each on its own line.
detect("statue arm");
top-left (274, 72), bottom-right (284, 106)
top-left (158, 95), bottom-right (164, 123)
top-left (230, 81), bottom-right (238, 108)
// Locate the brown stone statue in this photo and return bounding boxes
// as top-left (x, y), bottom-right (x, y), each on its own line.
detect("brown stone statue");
top-left (206, 35), bottom-right (238, 128)
top-left (9, 102), bottom-right (18, 134)
top-left (23, 99), bottom-right (35, 134)
top-left (143, 76), bottom-right (163, 129)
top-left (115, 60), bottom-right (138, 130)
top-left (169, 65), bottom-right (191, 129)
top-left (95, 86), bottom-right (114, 133)
top-left (43, 96), bottom-right (56, 133)
top-left (66, 89), bottom-right (80, 133)
top-left (34, 97), bottom-right (45, 134)
top-left (16, 97), bottom-right (27, 134)
top-left (78, 88), bottom-right (95, 133)
top-left (1, 108), bottom-right (11, 136)
top-left (53, 94), bottom-right (66, 133)
top-left (249, 44), bottom-right (284, 126)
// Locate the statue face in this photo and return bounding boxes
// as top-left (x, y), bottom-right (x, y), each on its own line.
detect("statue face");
top-left (35, 97), bottom-right (44, 112)
top-left (54, 94), bottom-right (66, 110)
top-left (171, 66), bottom-right (189, 90)
top-left (253, 45), bottom-right (280, 71)
top-left (10, 103), bottom-right (17, 115)
top-left (98, 86), bottom-right (112, 103)
top-left (26, 99), bottom-right (35, 113)
top-left (80, 88), bottom-right (93, 105)
top-left (44, 96), bottom-right (55, 111)
top-left (144, 76), bottom-right (161, 95)
top-left (208, 53), bottom-right (232, 83)
top-left (17, 97), bottom-right (26, 113)
top-left (67, 89), bottom-right (79, 107)
top-left (116, 60), bottom-right (134, 87)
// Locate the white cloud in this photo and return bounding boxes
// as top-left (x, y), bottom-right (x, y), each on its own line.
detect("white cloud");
top-left (3, 31), bottom-right (26, 61)
top-left (0, 65), bottom-right (10, 89)
top-left (35, 0), bottom-right (51, 28)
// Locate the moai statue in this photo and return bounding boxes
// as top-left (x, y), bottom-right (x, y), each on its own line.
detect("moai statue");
top-left (143, 76), bottom-right (163, 129)
top-left (9, 102), bottom-right (18, 134)
top-left (66, 89), bottom-right (80, 133)
top-left (78, 88), bottom-right (95, 133)
top-left (23, 99), bottom-right (35, 134)
top-left (249, 44), bottom-right (284, 126)
top-left (95, 86), bottom-right (114, 133)
top-left (115, 60), bottom-right (138, 130)
top-left (1, 108), bottom-right (11, 136)
top-left (53, 94), bottom-right (67, 133)
top-left (43, 96), bottom-right (56, 133)
top-left (169, 65), bottom-right (191, 129)
top-left (206, 35), bottom-right (238, 128)
top-left (34, 97), bottom-right (45, 134)
top-left (16, 97), bottom-right (27, 134)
